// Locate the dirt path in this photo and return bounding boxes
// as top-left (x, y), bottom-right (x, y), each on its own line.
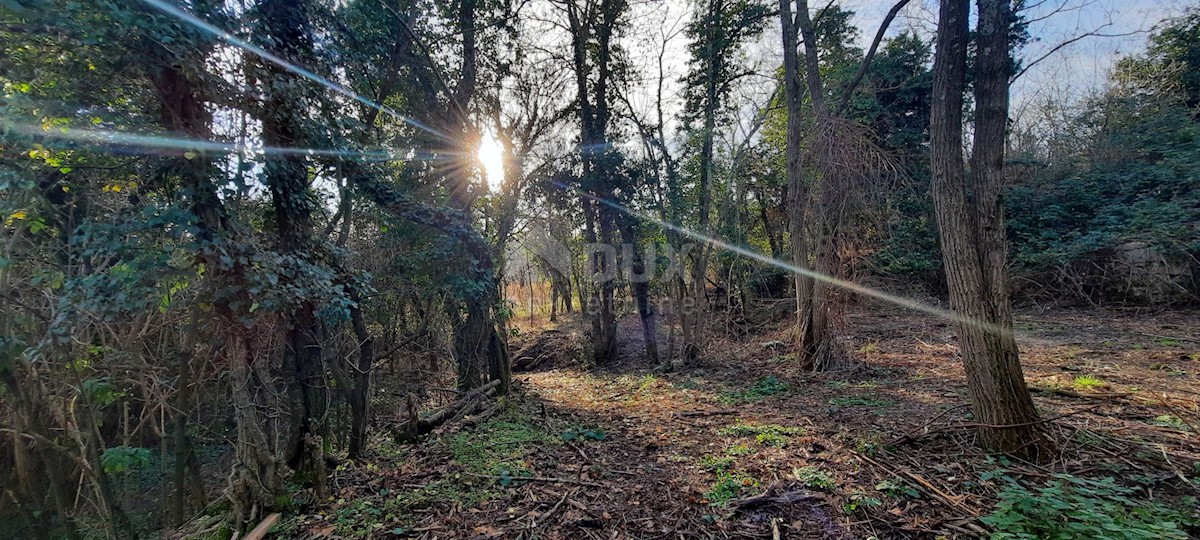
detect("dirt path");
top-left (298, 307), bottom-right (1200, 539)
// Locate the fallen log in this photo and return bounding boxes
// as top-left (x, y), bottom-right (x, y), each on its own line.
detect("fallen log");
top-left (513, 353), bottom-right (548, 371)
top-left (394, 379), bottom-right (501, 443)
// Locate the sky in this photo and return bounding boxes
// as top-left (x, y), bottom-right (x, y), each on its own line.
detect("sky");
top-left (823, 0), bottom-right (1189, 105)
top-left (618, 0), bottom-right (1194, 143)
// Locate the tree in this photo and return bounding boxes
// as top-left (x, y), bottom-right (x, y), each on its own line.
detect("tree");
top-left (929, 0), bottom-right (1051, 458)
top-left (778, 0), bottom-right (908, 370)
top-left (561, 0), bottom-right (627, 364)
top-left (251, 0), bottom-right (331, 489)
top-left (679, 0), bottom-right (769, 363)
top-left (1131, 7), bottom-right (1200, 110)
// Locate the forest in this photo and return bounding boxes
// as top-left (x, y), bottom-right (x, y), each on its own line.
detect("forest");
top-left (1, 0), bottom-right (1199, 538)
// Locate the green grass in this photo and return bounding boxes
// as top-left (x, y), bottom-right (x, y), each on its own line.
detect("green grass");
top-left (446, 408), bottom-right (559, 477)
top-left (327, 408), bottom-right (563, 538)
top-left (718, 421), bottom-right (804, 447)
top-left (717, 375), bottom-right (791, 404)
top-left (725, 443), bottom-right (754, 456)
top-left (331, 480), bottom-right (495, 538)
top-left (1071, 374), bottom-right (1105, 389)
top-left (828, 396), bottom-right (895, 409)
top-left (637, 373), bottom-right (660, 392)
top-left (699, 455), bottom-right (735, 472)
top-left (1150, 414), bottom-right (1190, 431)
top-left (829, 380), bottom-right (880, 389)
top-left (706, 470), bottom-right (758, 506)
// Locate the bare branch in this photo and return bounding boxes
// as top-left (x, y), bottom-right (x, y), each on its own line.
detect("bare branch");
top-left (834, 0), bottom-right (913, 117)
top-left (1012, 27), bottom-right (1145, 82)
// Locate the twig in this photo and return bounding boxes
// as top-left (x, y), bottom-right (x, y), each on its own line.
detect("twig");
top-left (1141, 332), bottom-right (1200, 344)
top-left (676, 409), bottom-right (738, 418)
top-left (901, 405), bottom-right (1102, 443)
top-left (888, 403), bottom-right (969, 447)
top-left (538, 489), bottom-right (571, 526)
top-left (462, 472), bottom-right (605, 488)
top-left (855, 451), bottom-right (977, 515)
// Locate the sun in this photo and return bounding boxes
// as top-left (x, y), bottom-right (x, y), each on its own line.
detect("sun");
top-left (477, 127), bottom-right (505, 192)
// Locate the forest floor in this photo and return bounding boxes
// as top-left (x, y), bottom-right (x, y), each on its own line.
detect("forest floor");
top-left (285, 305), bottom-right (1200, 539)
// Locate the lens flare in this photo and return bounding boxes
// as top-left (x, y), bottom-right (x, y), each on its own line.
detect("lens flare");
top-left (1, 120), bottom-right (447, 162)
top-left (139, 0), bottom-right (448, 143)
top-left (556, 182), bottom-right (1011, 338)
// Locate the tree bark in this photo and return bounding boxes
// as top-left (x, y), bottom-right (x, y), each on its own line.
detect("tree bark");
top-left (619, 216), bottom-right (660, 365)
top-left (782, 0), bottom-right (905, 370)
top-left (929, 0), bottom-right (1050, 459)
top-left (346, 284), bottom-right (374, 459)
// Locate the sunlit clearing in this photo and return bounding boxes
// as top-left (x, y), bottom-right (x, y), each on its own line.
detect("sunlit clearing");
top-left (478, 128), bottom-right (505, 192)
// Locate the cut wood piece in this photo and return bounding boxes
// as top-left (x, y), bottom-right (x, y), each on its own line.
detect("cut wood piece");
top-left (242, 513), bottom-right (280, 540)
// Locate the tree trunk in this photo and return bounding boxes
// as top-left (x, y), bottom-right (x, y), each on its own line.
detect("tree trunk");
top-left (228, 333), bottom-right (285, 529)
top-left (253, 0), bottom-right (328, 478)
top-left (566, 0), bottom-right (624, 365)
top-left (347, 287), bottom-right (374, 459)
top-left (929, 0), bottom-right (1050, 459)
top-left (170, 347), bottom-right (205, 524)
top-left (780, 0), bottom-right (815, 363)
top-left (620, 216), bottom-right (660, 365)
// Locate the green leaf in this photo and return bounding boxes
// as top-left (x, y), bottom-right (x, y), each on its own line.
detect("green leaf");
top-left (100, 446), bottom-right (151, 474)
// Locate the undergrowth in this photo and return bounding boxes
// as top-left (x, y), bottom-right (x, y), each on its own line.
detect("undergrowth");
top-left (718, 421), bottom-right (804, 447)
top-left (330, 407), bottom-right (560, 538)
top-left (981, 472), bottom-right (1196, 539)
top-left (446, 408), bottom-right (559, 477)
top-left (1071, 374), bottom-right (1105, 389)
top-left (793, 465), bottom-right (835, 490)
top-left (706, 470), bottom-right (758, 506)
top-left (718, 375), bottom-right (790, 404)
